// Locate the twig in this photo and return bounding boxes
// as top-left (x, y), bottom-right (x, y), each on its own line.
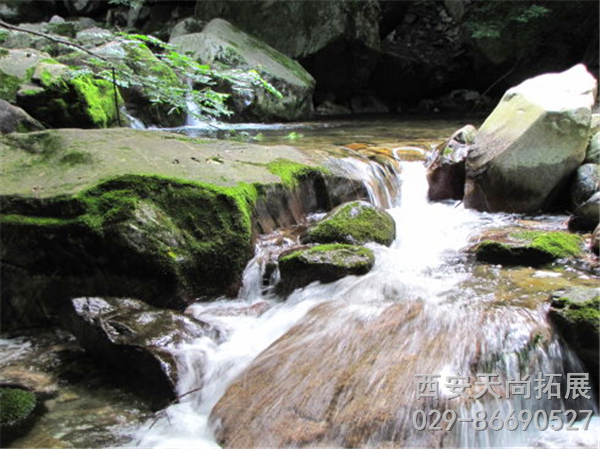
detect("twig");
top-left (148, 386), bottom-right (203, 430)
top-left (0, 19), bottom-right (110, 62)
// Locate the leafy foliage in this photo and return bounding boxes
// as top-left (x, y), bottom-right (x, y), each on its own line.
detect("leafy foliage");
top-left (67, 33), bottom-right (282, 122)
top-left (465, 2), bottom-right (550, 40)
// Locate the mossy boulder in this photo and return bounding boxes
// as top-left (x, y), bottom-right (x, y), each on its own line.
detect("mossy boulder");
top-left (473, 229), bottom-right (583, 266)
top-left (82, 39), bottom-right (185, 127)
top-left (277, 244), bottom-right (375, 295)
top-left (0, 387), bottom-right (39, 446)
top-left (14, 59), bottom-right (123, 129)
top-left (59, 296), bottom-right (220, 407)
top-left (0, 128), bottom-right (368, 329)
top-left (0, 48), bottom-right (50, 102)
top-left (548, 288), bottom-right (599, 384)
top-left (171, 18), bottom-right (315, 122)
top-left (303, 201), bottom-right (395, 246)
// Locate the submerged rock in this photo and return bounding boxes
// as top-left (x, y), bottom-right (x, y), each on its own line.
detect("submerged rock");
top-left (277, 244), bottom-right (374, 295)
top-left (303, 201), bottom-right (396, 247)
top-left (548, 288), bottom-right (599, 384)
top-left (171, 18), bottom-right (315, 122)
top-left (60, 296), bottom-right (218, 406)
top-left (0, 387), bottom-right (39, 446)
top-left (472, 228), bottom-right (584, 266)
top-left (464, 65), bottom-right (597, 213)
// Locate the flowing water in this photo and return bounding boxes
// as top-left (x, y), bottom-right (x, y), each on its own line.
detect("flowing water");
top-left (3, 118), bottom-right (598, 448)
top-left (130, 161), bottom-right (598, 448)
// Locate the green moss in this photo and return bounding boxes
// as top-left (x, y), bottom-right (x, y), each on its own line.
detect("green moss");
top-left (1, 214), bottom-right (76, 227)
top-left (0, 48), bottom-right (8, 57)
top-left (0, 30), bottom-right (8, 44)
top-left (5, 131), bottom-right (61, 157)
top-left (511, 230), bottom-right (583, 258)
top-left (266, 158), bottom-right (329, 186)
top-left (71, 76), bottom-right (121, 128)
top-left (0, 388), bottom-right (36, 425)
top-left (59, 151), bottom-right (94, 166)
top-left (306, 201), bottom-right (396, 246)
top-left (0, 72), bottom-right (22, 102)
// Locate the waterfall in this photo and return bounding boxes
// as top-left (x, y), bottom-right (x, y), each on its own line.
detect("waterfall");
top-left (131, 162), bottom-right (598, 449)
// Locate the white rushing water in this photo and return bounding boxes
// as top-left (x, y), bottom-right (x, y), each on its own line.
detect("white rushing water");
top-left (131, 162), bottom-right (598, 449)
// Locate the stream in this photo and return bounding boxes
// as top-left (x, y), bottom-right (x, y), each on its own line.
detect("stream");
top-left (2, 118), bottom-right (598, 448)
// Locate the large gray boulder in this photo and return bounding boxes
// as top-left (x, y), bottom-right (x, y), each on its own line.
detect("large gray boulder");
top-left (464, 64), bottom-right (597, 213)
top-left (193, 1), bottom-right (380, 96)
top-left (171, 19), bottom-right (315, 122)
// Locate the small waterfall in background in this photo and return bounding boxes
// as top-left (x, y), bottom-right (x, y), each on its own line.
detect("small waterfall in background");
top-left (131, 162), bottom-right (598, 449)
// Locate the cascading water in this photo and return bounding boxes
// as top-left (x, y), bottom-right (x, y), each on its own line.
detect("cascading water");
top-left (130, 162), bottom-right (598, 449)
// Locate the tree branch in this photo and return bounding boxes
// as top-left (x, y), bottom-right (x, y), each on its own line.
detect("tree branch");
top-left (0, 19), bottom-right (110, 62)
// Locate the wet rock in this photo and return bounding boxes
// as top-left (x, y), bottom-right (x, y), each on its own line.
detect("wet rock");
top-left (548, 288), bottom-right (599, 383)
top-left (303, 200), bottom-right (395, 246)
top-left (472, 228), bottom-right (584, 266)
top-left (0, 387), bottom-right (40, 446)
top-left (569, 163), bottom-right (600, 209)
top-left (59, 296), bottom-right (219, 406)
top-left (568, 192), bottom-right (600, 232)
top-left (210, 298), bottom-right (541, 448)
top-left (171, 19), bottom-right (315, 122)
top-left (426, 125), bottom-right (477, 201)
top-left (0, 99), bottom-right (44, 134)
top-left (0, 367), bottom-right (58, 400)
top-left (464, 65), bottom-right (597, 213)
top-left (277, 244), bottom-right (374, 295)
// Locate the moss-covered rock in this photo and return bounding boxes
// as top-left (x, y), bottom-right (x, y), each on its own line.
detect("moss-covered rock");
top-left (171, 18), bottom-right (315, 122)
top-left (0, 128), bottom-right (368, 329)
top-left (0, 99), bottom-right (44, 134)
top-left (0, 48), bottom-right (51, 102)
top-left (548, 288), bottom-right (599, 384)
top-left (304, 201), bottom-right (395, 246)
top-left (0, 387), bottom-right (38, 446)
top-left (473, 229), bottom-right (583, 266)
top-left (277, 244), bottom-right (374, 295)
top-left (16, 59), bottom-right (123, 129)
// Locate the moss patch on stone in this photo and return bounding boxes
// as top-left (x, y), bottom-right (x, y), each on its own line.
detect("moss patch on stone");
top-left (0, 388), bottom-right (37, 425)
top-left (305, 201), bottom-right (396, 246)
top-left (0, 72), bottom-right (22, 102)
top-left (277, 243), bottom-right (375, 295)
top-left (266, 158), bottom-right (329, 186)
top-left (474, 229), bottom-right (583, 266)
